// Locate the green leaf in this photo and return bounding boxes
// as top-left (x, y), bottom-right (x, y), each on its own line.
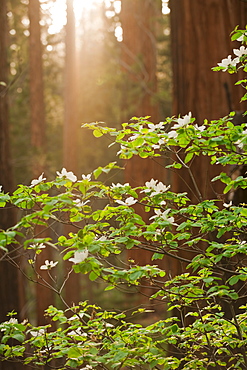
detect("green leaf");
top-left (129, 270), bottom-right (143, 281)
top-left (104, 285), bottom-right (115, 291)
top-left (93, 128), bottom-right (104, 137)
top-left (89, 271), bottom-right (98, 281)
top-left (228, 275), bottom-right (240, 286)
top-left (223, 184), bottom-right (233, 194)
top-left (67, 347), bottom-right (82, 359)
top-left (12, 334), bottom-right (25, 343)
top-left (184, 152), bottom-right (194, 163)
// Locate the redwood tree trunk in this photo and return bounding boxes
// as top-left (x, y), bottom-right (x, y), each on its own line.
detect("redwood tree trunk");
top-left (120, 0), bottom-right (173, 298)
top-left (0, 1), bottom-right (22, 369)
top-left (169, 0), bottom-right (247, 324)
top-left (64, 0), bottom-right (80, 307)
top-left (0, 0), bottom-right (18, 320)
top-left (29, 0), bottom-right (46, 176)
top-left (64, 0), bottom-right (78, 173)
top-left (29, 0), bottom-right (54, 325)
top-left (121, 0), bottom-right (163, 196)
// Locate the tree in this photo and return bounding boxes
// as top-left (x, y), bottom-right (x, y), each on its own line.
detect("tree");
top-left (63, 0), bottom-right (80, 306)
top-left (0, 0), bottom-right (18, 322)
top-left (0, 1), bottom-right (22, 369)
top-left (120, 0), bottom-right (167, 271)
top-left (64, 0), bottom-right (78, 174)
top-left (120, 0), bottom-right (161, 121)
top-left (28, 0), bottom-right (54, 325)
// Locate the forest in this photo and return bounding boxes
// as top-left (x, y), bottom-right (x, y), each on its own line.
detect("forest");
top-left (0, 0), bottom-right (247, 369)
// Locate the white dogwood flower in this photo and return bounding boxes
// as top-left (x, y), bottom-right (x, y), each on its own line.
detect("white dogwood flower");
top-left (116, 144), bottom-right (126, 156)
top-left (150, 208), bottom-right (175, 224)
top-left (81, 174), bottom-right (91, 181)
top-left (152, 182), bottom-right (170, 196)
top-left (67, 312), bottom-right (84, 321)
top-left (69, 250), bottom-right (88, 264)
top-left (128, 133), bottom-right (140, 141)
top-left (233, 45), bottom-right (247, 58)
top-left (223, 201), bottom-right (232, 208)
top-left (194, 124), bottom-right (206, 132)
top-left (173, 112), bottom-right (192, 129)
top-left (56, 168), bottom-right (77, 182)
top-left (152, 138), bottom-right (166, 149)
top-left (67, 328), bottom-right (87, 336)
top-left (116, 196), bottom-right (137, 206)
top-left (111, 182), bottom-right (130, 188)
top-left (234, 128), bottom-right (247, 149)
top-left (28, 242), bottom-right (46, 250)
top-left (30, 173), bottom-right (46, 187)
top-left (142, 179), bottom-right (170, 195)
top-left (80, 365), bottom-right (93, 370)
top-left (147, 122), bottom-right (164, 132)
top-left (7, 318), bottom-right (18, 325)
top-left (167, 130), bottom-right (178, 139)
top-left (73, 199), bottom-right (90, 207)
top-left (97, 235), bottom-right (107, 242)
top-left (145, 178), bottom-right (158, 190)
top-left (30, 328), bottom-right (45, 337)
top-left (40, 260), bottom-right (58, 270)
top-left (217, 55), bottom-right (238, 71)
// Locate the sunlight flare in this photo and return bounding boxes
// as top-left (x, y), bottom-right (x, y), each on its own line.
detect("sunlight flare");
top-left (47, 0), bottom-right (105, 35)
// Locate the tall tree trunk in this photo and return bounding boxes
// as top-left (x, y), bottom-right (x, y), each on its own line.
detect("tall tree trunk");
top-left (120, 0), bottom-right (172, 302)
top-left (0, 1), bottom-right (23, 369)
top-left (121, 0), bottom-right (163, 232)
top-left (169, 0), bottom-right (247, 326)
top-left (64, 0), bottom-right (78, 173)
top-left (121, 0), bottom-right (160, 122)
top-left (29, 0), bottom-right (54, 325)
top-left (170, 0), bottom-right (247, 201)
top-left (0, 0), bottom-right (18, 321)
top-left (64, 0), bottom-right (80, 307)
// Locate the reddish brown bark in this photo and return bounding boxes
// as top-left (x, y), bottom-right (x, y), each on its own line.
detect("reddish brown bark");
top-left (63, 0), bottom-right (78, 173)
top-left (120, 1), bottom-right (175, 296)
top-left (121, 0), bottom-right (164, 193)
top-left (63, 0), bottom-right (80, 307)
top-left (29, 0), bottom-right (54, 325)
top-left (29, 0), bottom-right (46, 177)
top-left (121, 0), bottom-right (160, 121)
top-left (0, 1), bottom-right (23, 369)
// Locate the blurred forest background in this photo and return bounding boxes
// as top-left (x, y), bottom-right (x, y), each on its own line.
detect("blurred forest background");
top-left (0, 2), bottom-right (247, 368)
top-left (4, 0), bottom-right (171, 187)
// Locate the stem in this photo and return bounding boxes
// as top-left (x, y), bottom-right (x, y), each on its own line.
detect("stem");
top-left (195, 302), bottom-right (221, 370)
top-left (175, 151), bottom-right (203, 202)
top-left (229, 302), bottom-right (247, 369)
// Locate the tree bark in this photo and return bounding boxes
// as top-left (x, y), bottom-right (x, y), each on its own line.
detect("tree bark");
top-left (0, 1), bottom-right (23, 369)
top-left (64, 0), bottom-right (78, 173)
top-left (63, 0), bottom-right (80, 307)
top-left (120, 0), bottom-right (174, 299)
top-left (169, 0), bottom-right (247, 325)
top-left (121, 0), bottom-right (164, 193)
top-left (29, 0), bottom-right (54, 325)
top-left (29, 0), bottom-right (46, 177)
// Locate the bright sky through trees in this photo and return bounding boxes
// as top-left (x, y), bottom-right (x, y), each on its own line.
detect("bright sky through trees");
top-left (45, 0), bottom-right (121, 34)
top-left (45, 0), bottom-right (169, 36)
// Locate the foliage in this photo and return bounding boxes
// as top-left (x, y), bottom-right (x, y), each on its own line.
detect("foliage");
top-left (1, 27), bottom-right (247, 369)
